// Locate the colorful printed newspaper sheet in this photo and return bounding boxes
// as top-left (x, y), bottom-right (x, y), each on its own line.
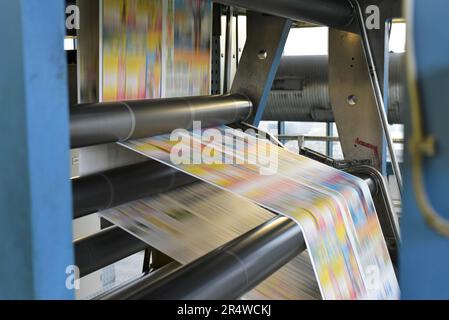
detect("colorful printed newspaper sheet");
top-left (117, 125), bottom-right (399, 299)
top-left (102, 0), bottom-right (211, 101)
top-left (101, 181), bottom-right (321, 300)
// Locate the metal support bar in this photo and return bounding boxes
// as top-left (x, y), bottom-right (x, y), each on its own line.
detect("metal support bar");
top-left (326, 123), bottom-right (334, 158)
top-left (99, 216), bottom-right (305, 300)
top-left (74, 227), bottom-right (148, 278)
top-left (277, 135), bottom-right (404, 144)
top-left (216, 0), bottom-right (355, 31)
top-left (358, 0), bottom-right (403, 94)
top-left (72, 161), bottom-right (196, 219)
top-left (223, 6), bottom-right (234, 92)
top-left (211, 3), bottom-right (222, 95)
top-left (351, 0), bottom-right (403, 194)
top-left (278, 121), bottom-right (286, 145)
top-left (71, 94), bottom-right (253, 148)
top-left (150, 250), bottom-right (174, 271)
top-left (142, 249), bottom-right (152, 274)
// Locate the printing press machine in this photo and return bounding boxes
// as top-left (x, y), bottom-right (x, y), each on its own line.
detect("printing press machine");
top-left (68, 0), bottom-right (401, 299)
top-left (2, 0), bottom-right (449, 300)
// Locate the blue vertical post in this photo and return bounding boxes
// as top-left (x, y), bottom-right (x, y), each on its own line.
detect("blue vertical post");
top-left (401, 0), bottom-right (449, 299)
top-left (0, 0), bottom-right (74, 299)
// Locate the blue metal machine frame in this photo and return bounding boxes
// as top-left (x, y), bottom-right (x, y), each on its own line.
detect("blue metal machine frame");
top-left (0, 0), bottom-right (74, 299)
top-left (401, 0), bottom-right (449, 299)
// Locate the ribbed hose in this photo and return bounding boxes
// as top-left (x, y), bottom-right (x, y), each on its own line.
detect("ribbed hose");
top-left (263, 53), bottom-right (404, 124)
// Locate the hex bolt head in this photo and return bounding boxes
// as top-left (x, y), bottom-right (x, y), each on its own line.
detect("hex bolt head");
top-left (258, 50), bottom-right (268, 60)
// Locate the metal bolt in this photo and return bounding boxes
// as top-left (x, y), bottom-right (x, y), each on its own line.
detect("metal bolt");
top-left (258, 50), bottom-right (267, 60)
top-left (347, 94), bottom-right (358, 106)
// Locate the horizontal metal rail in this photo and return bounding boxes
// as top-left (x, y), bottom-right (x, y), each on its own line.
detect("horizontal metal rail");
top-left (277, 135), bottom-right (404, 144)
top-left (217, 0), bottom-right (355, 31)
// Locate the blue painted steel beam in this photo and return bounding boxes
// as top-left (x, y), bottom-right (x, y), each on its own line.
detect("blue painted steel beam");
top-left (0, 0), bottom-right (74, 299)
top-left (401, 0), bottom-right (449, 299)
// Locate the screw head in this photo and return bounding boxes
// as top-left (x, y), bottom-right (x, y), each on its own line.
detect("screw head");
top-left (258, 50), bottom-right (268, 60)
top-left (347, 94), bottom-right (358, 106)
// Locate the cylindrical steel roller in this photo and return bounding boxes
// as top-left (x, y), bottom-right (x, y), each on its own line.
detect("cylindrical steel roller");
top-left (264, 53), bottom-right (404, 124)
top-left (99, 216), bottom-right (305, 300)
top-left (71, 94), bottom-right (253, 148)
top-left (72, 161), bottom-right (197, 219)
top-left (217, 0), bottom-right (355, 31)
top-left (94, 262), bottom-right (182, 300)
top-left (73, 159), bottom-right (378, 220)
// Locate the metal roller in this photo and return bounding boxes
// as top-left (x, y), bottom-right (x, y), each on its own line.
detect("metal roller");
top-left (94, 262), bottom-right (182, 300)
top-left (71, 94), bottom-right (253, 148)
top-left (263, 53), bottom-right (404, 124)
top-left (72, 161), bottom-right (197, 219)
top-left (217, 0), bottom-right (355, 31)
top-left (72, 160), bottom-right (379, 220)
top-left (99, 216), bottom-right (305, 300)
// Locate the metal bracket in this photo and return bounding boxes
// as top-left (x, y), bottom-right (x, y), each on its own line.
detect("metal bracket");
top-left (329, 29), bottom-right (385, 169)
top-left (231, 12), bottom-right (292, 126)
top-left (351, 0), bottom-right (403, 194)
top-left (329, 0), bottom-right (403, 180)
